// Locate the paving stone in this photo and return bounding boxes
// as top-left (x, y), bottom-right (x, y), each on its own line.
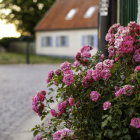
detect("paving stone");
top-left (0, 64), bottom-right (59, 140)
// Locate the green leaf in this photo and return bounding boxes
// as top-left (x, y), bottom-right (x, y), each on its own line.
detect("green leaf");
top-left (33, 130), bottom-right (40, 137)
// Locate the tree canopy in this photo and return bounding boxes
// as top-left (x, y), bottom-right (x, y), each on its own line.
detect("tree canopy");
top-left (0, 0), bottom-right (56, 36)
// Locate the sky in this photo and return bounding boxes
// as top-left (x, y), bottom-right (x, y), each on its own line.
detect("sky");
top-left (0, 20), bottom-right (20, 39)
top-left (0, 0), bottom-right (20, 39)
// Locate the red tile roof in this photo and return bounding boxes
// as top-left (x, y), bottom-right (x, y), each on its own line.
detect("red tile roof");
top-left (35, 0), bottom-right (99, 31)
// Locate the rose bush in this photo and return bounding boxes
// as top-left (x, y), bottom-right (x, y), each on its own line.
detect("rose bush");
top-left (31, 22), bottom-right (140, 140)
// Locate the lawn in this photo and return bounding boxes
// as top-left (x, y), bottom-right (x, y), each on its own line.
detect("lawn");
top-left (0, 52), bottom-right (74, 64)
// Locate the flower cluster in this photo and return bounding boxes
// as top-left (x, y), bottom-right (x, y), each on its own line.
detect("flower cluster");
top-left (75, 45), bottom-right (93, 66)
top-left (115, 85), bottom-right (134, 97)
top-left (106, 22), bottom-right (140, 62)
top-left (32, 91), bottom-right (46, 116)
top-left (51, 97), bottom-right (79, 118)
top-left (83, 59), bottom-right (113, 87)
top-left (53, 128), bottom-right (73, 140)
top-left (32, 22), bottom-right (140, 140)
top-left (61, 62), bottom-right (74, 85)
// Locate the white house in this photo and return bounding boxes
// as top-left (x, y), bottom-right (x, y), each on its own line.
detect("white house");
top-left (35, 0), bottom-right (99, 57)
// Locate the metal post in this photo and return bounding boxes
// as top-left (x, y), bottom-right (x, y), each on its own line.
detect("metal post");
top-left (98, 0), bottom-right (117, 56)
top-left (26, 41), bottom-right (30, 64)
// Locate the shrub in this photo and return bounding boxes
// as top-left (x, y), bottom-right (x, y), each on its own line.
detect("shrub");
top-left (31, 22), bottom-right (140, 140)
top-left (0, 37), bottom-right (20, 50)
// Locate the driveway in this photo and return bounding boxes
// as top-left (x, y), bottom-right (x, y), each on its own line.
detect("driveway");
top-left (0, 64), bottom-right (59, 140)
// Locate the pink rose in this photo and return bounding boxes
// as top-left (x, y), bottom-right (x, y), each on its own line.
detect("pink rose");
top-left (80, 45), bottom-right (92, 53)
top-left (55, 69), bottom-right (61, 76)
top-left (115, 88), bottom-right (125, 97)
top-left (95, 62), bottom-right (103, 72)
top-left (133, 49), bottom-right (140, 62)
top-left (63, 73), bottom-right (74, 85)
top-left (103, 101), bottom-right (111, 110)
top-left (74, 60), bottom-right (80, 67)
top-left (130, 117), bottom-right (140, 128)
top-left (69, 97), bottom-right (75, 106)
top-left (37, 92), bottom-right (45, 102)
top-left (103, 59), bottom-right (114, 70)
top-left (101, 69), bottom-right (111, 80)
top-left (100, 54), bottom-right (105, 60)
top-left (92, 70), bottom-right (101, 81)
top-left (51, 109), bottom-right (58, 117)
top-left (135, 65), bottom-right (140, 72)
top-left (81, 51), bottom-right (91, 58)
top-left (46, 70), bottom-right (54, 83)
top-left (34, 134), bottom-right (42, 140)
top-left (90, 91), bottom-right (101, 102)
top-left (60, 61), bottom-right (72, 71)
top-left (121, 36), bottom-right (134, 54)
top-left (58, 101), bottom-right (67, 113)
top-left (123, 85), bottom-right (134, 96)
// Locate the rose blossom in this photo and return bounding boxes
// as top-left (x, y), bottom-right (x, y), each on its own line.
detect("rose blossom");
top-left (37, 92), bottom-right (45, 102)
top-left (103, 101), bottom-right (111, 110)
top-left (51, 109), bottom-right (58, 117)
top-left (63, 72), bottom-right (74, 85)
top-left (103, 59), bottom-right (114, 70)
top-left (100, 54), bottom-right (105, 60)
top-left (81, 51), bottom-right (91, 58)
top-left (80, 45), bottom-right (92, 53)
top-left (46, 70), bottom-right (54, 83)
top-left (121, 35), bottom-right (134, 54)
top-left (90, 91), bottom-right (101, 102)
top-left (130, 117), bottom-right (140, 128)
top-left (133, 49), bottom-right (140, 62)
top-left (60, 61), bottom-right (72, 71)
top-left (135, 65), bottom-right (140, 72)
top-left (34, 134), bottom-right (42, 140)
top-left (58, 101), bottom-right (67, 113)
top-left (92, 70), bottom-right (101, 81)
top-left (53, 128), bottom-right (72, 140)
top-left (73, 60), bottom-right (80, 67)
top-left (115, 88), bottom-right (125, 97)
top-left (101, 69), bottom-right (111, 80)
top-left (69, 97), bottom-right (75, 106)
top-left (83, 76), bottom-right (89, 88)
top-left (55, 69), bottom-right (61, 76)
top-left (123, 85), bottom-right (134, 96)
top-left (95, 62), bottom-right (103, 72)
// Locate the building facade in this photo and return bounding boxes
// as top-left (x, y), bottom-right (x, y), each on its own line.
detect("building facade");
top-left (35, 0), bottom-right (99, 57)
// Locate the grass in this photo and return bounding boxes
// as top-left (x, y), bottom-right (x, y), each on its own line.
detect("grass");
top-left (0, 52), bottom-right (74, 64)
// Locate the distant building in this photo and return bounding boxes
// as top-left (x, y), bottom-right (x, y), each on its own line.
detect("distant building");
top-left (35, 0), bottom-right (99, 57)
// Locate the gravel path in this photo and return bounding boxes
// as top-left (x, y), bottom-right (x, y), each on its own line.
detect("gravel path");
top-left (0, 64), bottom-right (59, 140)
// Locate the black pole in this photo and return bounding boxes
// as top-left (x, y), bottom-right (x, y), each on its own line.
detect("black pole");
top-left (26, 41), bottom-right (30, 64)
top-left (98, 0), bottom-right (117, 56)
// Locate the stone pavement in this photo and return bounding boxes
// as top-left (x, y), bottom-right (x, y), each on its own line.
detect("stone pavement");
top-left (0, 64), bottom-right (59, 140)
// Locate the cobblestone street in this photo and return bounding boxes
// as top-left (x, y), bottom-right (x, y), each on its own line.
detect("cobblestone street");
top-left (0, 64), bottom-right (59, 140)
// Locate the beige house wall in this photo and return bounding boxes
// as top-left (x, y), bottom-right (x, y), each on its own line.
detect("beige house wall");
top-left (35, 29), bottom-right (98, 57)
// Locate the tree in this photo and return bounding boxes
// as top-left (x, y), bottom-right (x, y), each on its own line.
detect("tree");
top-left (0, 0), bottom-right (56, 36)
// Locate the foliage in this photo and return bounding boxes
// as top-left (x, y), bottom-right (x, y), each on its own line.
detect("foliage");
top-left (31, 22), bottom-right (140, 140)
top-left (0, 0), bottom-right (56, 35)
top-left (0, 37), bottom-right (20, 49)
